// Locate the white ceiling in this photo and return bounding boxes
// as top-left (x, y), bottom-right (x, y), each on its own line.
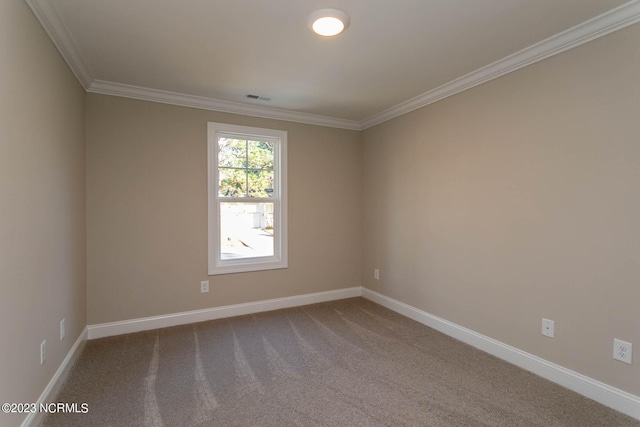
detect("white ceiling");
top-left (28, 0), bottom-right (640, 130)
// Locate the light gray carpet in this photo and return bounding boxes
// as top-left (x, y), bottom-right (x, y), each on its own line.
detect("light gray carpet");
top-left (43, 298), bottom-right (639, 426)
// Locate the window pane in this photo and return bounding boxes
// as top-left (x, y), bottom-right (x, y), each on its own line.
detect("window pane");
top-left (248, 170), bottom-right (274, 198)
top-left (218, 138), bottom-right (247, 168)
top-left (248, 140), bottom-right (274, 169)
top-left (220, 202), bottom-right (274, 260)
top-left (218, 168), bottom-right (247, 197)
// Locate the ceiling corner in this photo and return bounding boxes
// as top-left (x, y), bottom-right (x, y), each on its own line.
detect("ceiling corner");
top-left (26, 0), bottom-right (93, 89)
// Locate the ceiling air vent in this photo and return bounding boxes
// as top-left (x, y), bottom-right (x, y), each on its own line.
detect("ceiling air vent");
top-left (246, 94), bottom-right (271, 101)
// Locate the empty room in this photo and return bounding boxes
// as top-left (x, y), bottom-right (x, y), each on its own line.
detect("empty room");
top-left (1, 0), bottom-right (639, 425)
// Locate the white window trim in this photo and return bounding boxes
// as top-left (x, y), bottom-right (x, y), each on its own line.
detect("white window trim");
top-left (207, 122), bottom-right (288, 275)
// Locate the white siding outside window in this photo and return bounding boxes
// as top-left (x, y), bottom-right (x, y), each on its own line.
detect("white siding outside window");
top-left (207, 122), bottom-right (288, 275)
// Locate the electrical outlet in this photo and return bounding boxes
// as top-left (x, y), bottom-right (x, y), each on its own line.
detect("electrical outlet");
top-left (613, 339), bottom-right (632, 365)
top-left (40, 340), bottom-right (46, 365)
top-left (541, 318), bottom-right (554, 338)
top-left (374, 269), bottom-right (380, 280)
top-left (200, 280), bottom-right (209, 293)
top-left (60, 318), bottom-right (65, 340)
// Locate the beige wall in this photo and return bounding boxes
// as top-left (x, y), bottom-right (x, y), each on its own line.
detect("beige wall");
top-left (0, 1), bottom-right (86, 425)
top-left (85, 94), bottom-right (362, 324)
top-left (362, 23), bottom-right (640, 395)
top-left (5, 0), bottom-right (639, 417)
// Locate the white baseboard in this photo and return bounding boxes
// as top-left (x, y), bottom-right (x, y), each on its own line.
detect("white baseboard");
top-left (21, 327), bottom-right (88, 427)
top-left (361, 287), bottom-right (640, 421)
top-left (87, 287), bottom-right (362, 340)
top-left (34, 287), bottom-right (639, 422)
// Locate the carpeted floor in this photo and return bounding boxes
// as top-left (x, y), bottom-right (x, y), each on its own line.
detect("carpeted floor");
top-left (43, 298), bottom-right (639, 426)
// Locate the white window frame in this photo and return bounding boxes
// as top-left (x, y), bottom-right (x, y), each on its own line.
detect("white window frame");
top-left (207, 122), bottom-right (288, 275)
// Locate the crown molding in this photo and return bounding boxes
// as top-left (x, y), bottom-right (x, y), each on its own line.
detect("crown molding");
top-left (27, 0), bottom-right (640, 131)
top-left (25, 0), bottom-right (359, 130)
top-left (26, 0), bottom-right (92, 89)
top-left (88, 80), bottom-right (362, 131)
top-left (360, 0), bottom-right (640, 130)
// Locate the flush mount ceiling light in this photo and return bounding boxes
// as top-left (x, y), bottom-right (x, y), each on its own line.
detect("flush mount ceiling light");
top-left (309, 9), bottom-right (350, 37)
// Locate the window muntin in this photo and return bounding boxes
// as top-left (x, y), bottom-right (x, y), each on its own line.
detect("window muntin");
top-left (217, 138), bottom-right (275, 198)
top-left (208, 123), bottom-right (287, 275)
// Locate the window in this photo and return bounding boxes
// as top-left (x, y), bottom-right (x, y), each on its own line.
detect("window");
top-left (208, 122), bottom-right (287, 275)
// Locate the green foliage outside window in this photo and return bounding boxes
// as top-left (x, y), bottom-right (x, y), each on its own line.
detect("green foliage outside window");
top-left (218, 138), bottom-right (274, 198)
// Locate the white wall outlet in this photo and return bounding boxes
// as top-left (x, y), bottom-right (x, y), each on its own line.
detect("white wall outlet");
top-left (613, 338), bottom-right (632, 365)
top-left (60, 318), bottom-right (65, 340)
top-left (40, 340), bottom-right (46, 364)
top-left (374, 269), bottom-right (380, 280)
top-left (541, 318), bottom-right (555, 338)
top-left (200, 280), bottom-right (209, 293)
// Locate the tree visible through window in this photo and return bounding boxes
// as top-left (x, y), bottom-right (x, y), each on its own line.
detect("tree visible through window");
top-left (218, 138), bottom-right (274, 198)
top-left (208, 123), bottom-right (287, 275)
